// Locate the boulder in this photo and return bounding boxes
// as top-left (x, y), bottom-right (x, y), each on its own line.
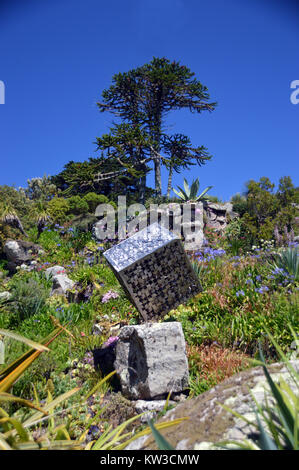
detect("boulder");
top-left (51, 274), bottom-right (75, 296)
top-left (134, 399), bottom-right (176, 424)
top-left (45, 266), bottom-right (66, 278)
top-left (4, 240), bottom-right (42, 273)
top-left (0, 291), bottom-right (11, 302)
top-left (203, 201), bottom-right (238, 232)
top-left (114, 322), bottom-right (189, 400)
top-left (125, 360), bottom-right (299, 450)
top-left (45, 265), bottom-right (75, 296)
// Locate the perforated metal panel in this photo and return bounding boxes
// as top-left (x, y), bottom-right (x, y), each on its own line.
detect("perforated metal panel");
top-left (103, 223), bottom-right (202, 321)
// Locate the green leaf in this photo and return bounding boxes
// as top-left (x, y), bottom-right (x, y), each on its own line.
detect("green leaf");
top-left (255, 412), bottom-right (278, 450)
top-left (0, 329), bottom-right (49, 352)
top-left (172, 188), bottom-right (185, 199)
top-left (85, 370), bottom-right (116, 400)
top-left (0, 392), bottom-right (48, 415)
top-left (196, 185), bottom-right (213, 201)
top-left (190, 178), bottom-right (199, 199)
top-left (148, 419), bottom-right (174, 450)
top-left (258, 344), bottom-right (295, 443)
top-left (177, 185), bottom-right (189, 200)
top-left (183, 178), bottom-right (190, 197)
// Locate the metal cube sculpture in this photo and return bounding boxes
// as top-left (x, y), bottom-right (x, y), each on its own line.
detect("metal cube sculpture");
top-left (103, 223), bottom-right (202, 321)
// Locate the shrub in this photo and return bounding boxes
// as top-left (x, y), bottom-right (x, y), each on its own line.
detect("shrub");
top-left (187, 343), bottom-right (250, 395)
top-left (48, 197), bottom-right (70, 224)
top-left (224, 218), bottom-right (252, 255)
top-left (7, 272), bottom-right (51, 326)
top-left (83, 193), bottom-right (109, 213)
top-left (68, 196), bottom-right (89, 216)
top-left (70, 214), bottom-right (98, 233)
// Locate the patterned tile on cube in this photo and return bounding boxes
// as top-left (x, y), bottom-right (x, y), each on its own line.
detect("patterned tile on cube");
top-left (103, 223), bottom-right (202, 321)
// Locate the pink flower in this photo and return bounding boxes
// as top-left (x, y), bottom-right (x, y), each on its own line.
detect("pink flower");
top-left (101, 290), bottom-right (119, 303)
top-left (103, 336), bottom-right (119, 348)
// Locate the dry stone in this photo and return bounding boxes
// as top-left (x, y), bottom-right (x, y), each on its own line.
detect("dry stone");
top-left (203, 201), bottom-right (238, 232)
top-left (134, 399), bottom-right (176, 423)
top-left (51, 274), bottom-right (75, 296)
top-left (45, 265), bottom-right (66, 278)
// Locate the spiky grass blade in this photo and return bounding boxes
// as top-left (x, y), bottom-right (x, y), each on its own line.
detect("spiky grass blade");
top-left (85, 370), bottom-right (116, 400)
top-left (0, 329), bottom-right (49, 352)
top-left (148, 419), bottom-right (174, 450)
top-left (0, 392), bottom-right (48, 415)
top-left (0, 328), bottom-right (62, 383)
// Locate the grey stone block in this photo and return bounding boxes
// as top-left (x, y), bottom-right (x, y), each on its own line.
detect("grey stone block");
top-left (114, 322), bottom-right (189, 400)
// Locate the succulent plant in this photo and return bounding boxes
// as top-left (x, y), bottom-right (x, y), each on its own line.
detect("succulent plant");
top-left (173, 178), bottom-right (212, 202)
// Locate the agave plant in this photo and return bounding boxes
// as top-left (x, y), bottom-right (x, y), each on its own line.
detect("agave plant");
top-left (173, 178), bottom-right (212, 202)
top-left (268, 246), bottom-right (299, 282)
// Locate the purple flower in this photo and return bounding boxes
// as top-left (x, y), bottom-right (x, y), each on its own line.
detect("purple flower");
top-left (255, 286), bottom-right (269, 294)
top-left (236, 290), bottom-right (245, 297)
top-left (101, 290), bottom-right (119, 303)
top-left (103, 336), bottom-right (119, 348)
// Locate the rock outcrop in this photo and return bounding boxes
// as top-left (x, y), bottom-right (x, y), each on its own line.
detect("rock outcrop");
top-left (4, 239), bottom-right (43, 273)
top-left (203, 201), bottom-right (238, 232)
top-left (126, 360), bottom-right (299, 450)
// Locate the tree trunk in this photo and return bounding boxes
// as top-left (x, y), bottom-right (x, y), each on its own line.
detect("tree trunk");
top-left (152, 114), bottom-right (162, 197)
top-left (139, 173), bottom-right (146, 204)
top-left (154, 156), bottom-right (162, 197)
top-left (166, 166), bottom-right (173, 199)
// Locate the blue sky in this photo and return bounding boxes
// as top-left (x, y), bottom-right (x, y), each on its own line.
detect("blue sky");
top-left (0, 0), bottom-right (298, 201)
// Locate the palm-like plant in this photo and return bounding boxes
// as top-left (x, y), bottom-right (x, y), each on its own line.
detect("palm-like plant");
top-left (0, 203), bottom-right (27, 236)
top-left (32, 201), bottom-right (52, 238)
top-left (173, 178), bottom-right (212, 202)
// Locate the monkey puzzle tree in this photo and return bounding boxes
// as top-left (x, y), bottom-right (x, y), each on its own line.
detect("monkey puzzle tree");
top-left (95, 123), bottom-right (153, 203)
top-left (161, 133), bottom-right (212, 199)
top-left (97, 57), bottom-right (216, 196)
